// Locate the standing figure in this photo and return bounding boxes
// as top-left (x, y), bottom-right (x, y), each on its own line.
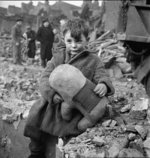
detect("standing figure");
top-left (11, 18), bottom-right (24, 65)
top-left (36, 19), bottom-right (54, 68)
top-left (24, 26), bottom-right (36, 65)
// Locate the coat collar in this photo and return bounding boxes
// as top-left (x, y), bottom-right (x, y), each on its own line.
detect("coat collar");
top-left (65, 47), bottom-right (93, 64)
top-left (53, 44), bottom-right (95, 66)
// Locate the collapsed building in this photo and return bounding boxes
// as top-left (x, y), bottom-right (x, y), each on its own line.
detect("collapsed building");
top-left (0, 0), bottom-right (101, 35)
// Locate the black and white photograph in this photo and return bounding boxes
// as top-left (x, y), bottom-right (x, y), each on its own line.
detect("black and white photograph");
top-left (0, 0), bottom-right (150, 158)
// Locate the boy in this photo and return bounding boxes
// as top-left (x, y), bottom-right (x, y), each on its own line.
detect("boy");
top-left (24, 19), bottom-right (114, 158)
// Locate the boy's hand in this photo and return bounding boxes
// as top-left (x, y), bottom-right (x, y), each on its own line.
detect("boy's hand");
top-left (94, 83), bottom-right (107, 97)
top-left (53, 93), bottom-right (63, 104)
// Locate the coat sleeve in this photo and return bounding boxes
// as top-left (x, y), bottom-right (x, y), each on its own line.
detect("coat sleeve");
top-left (39, 58), bottom-right (56, 101)
top-left (93, 58), bottom-right (115, 96)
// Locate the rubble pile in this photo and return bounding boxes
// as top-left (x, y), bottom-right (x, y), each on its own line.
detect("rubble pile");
top-left (88, 31), bottom-right (131, 78)
top-left (60, 119), bottom-right (150, 158)
top-left (59, 78), bottom-right (150, 158)
top-left (0, 35), bottom-right (12, 58)
top-left (0, 59), bottom-right (42, 129)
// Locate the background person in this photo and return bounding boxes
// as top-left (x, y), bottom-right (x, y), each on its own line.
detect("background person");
top-left (11, 18), bottom-right (24, 65)
top-left (23, 26), bottom-right (36, 65)
top-left (36, 19), bottom-right (54, 68)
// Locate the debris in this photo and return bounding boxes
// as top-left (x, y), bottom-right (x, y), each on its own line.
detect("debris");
top-left (124, 125), bottom-right (137, 133)
top-left (108, 137), bottom-right (128, 158)
top-left (109, 120), bottom-right (117, 127)
top-left (147, 106), bottom-right (150, 124)
top-left (0, 136), bottom-right (12, 153)
top-left (133, 98), bottom-right (149, 111)
top-left (108, 142), bottom-right (121, 158)
top-left (111, 64), bottom-right (123, 79)
top-left (58, 138), bottom-right (64, 148)
top-left (130, 98), bottom-right (149, 120)
top-left (118, 148), bottom-right (144, 158)
top-left (145, 149), bottom-right (150, 158)
top-left (102, 119), bottom-right (112, 127)
top-left (2, 113), bottom-right (18, 123)
top-left (77, 151), bottom-right (105, 158)
top-left (128, 133), bottom-right (136, 141)
top-left (129, 139), bottom-right (144, 154)
top-left (87, 31), bottom-right (130, 79)
top-left (134, 125), bottom-right (148, 140)
top-left (143, 137), bottom-right (150, 149)
top-left (92, 136), bottom-right (106, 147)
top-left (120, 104), bottom-right (132, 113)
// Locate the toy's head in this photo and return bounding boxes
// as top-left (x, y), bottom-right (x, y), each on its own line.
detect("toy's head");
top-left (49, 64), bottom-right (86, 101)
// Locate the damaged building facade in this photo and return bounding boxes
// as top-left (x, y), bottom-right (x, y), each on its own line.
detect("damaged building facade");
top-left (0, 0), bottom-right (101, 35)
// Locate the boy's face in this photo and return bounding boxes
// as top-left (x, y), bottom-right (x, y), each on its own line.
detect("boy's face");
top-left (64, 30), bottom-right (87, 54)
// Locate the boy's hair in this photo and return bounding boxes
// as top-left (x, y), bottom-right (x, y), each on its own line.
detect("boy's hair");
top-left (62, 18), bottom-right (89, 41)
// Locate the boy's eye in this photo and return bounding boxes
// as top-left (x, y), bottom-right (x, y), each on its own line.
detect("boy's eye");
top-left (67, 39), bottom-right (72, 43)
top-left (76, 40), bottom-right (82, 43)
top-left (75, 40), bottom-right (83, 44)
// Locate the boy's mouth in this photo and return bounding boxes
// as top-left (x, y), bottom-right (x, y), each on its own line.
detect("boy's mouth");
top-left (71, 49), bottom-right (79, 53)
top-left (72, 49), bottom-right (78, 52)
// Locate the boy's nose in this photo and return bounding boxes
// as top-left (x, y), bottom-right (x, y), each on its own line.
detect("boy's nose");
top-left (72, 42), bottom-right (77, 48)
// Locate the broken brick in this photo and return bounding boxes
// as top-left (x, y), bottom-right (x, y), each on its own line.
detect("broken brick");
top-left (135, 125), bottom-right (148, 140)
top-left (144, 137), bottom-right (150, 149)
top-left (118, 148), bottom-right (144, 158)
top-left (128, 133), bottom-right (136, 141)
top-left (92, 136), bottom-right (106, 147)
top-left (102, 119), bottom-right (112, 127)
top-left (129, 98), bottom-right (149, 120)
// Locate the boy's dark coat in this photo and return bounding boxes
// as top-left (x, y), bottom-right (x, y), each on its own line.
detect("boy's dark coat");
top-left (24, 46), bottom-right (115, 140)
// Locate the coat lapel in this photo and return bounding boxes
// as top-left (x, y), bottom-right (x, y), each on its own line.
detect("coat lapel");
top-left (65, 49), bottom-right (90, 64)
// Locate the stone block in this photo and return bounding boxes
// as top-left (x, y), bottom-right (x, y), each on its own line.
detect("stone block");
top-left (118, 148), bottom-right (144, 158)
top-left (129, 98), bottom-right (149, 120)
